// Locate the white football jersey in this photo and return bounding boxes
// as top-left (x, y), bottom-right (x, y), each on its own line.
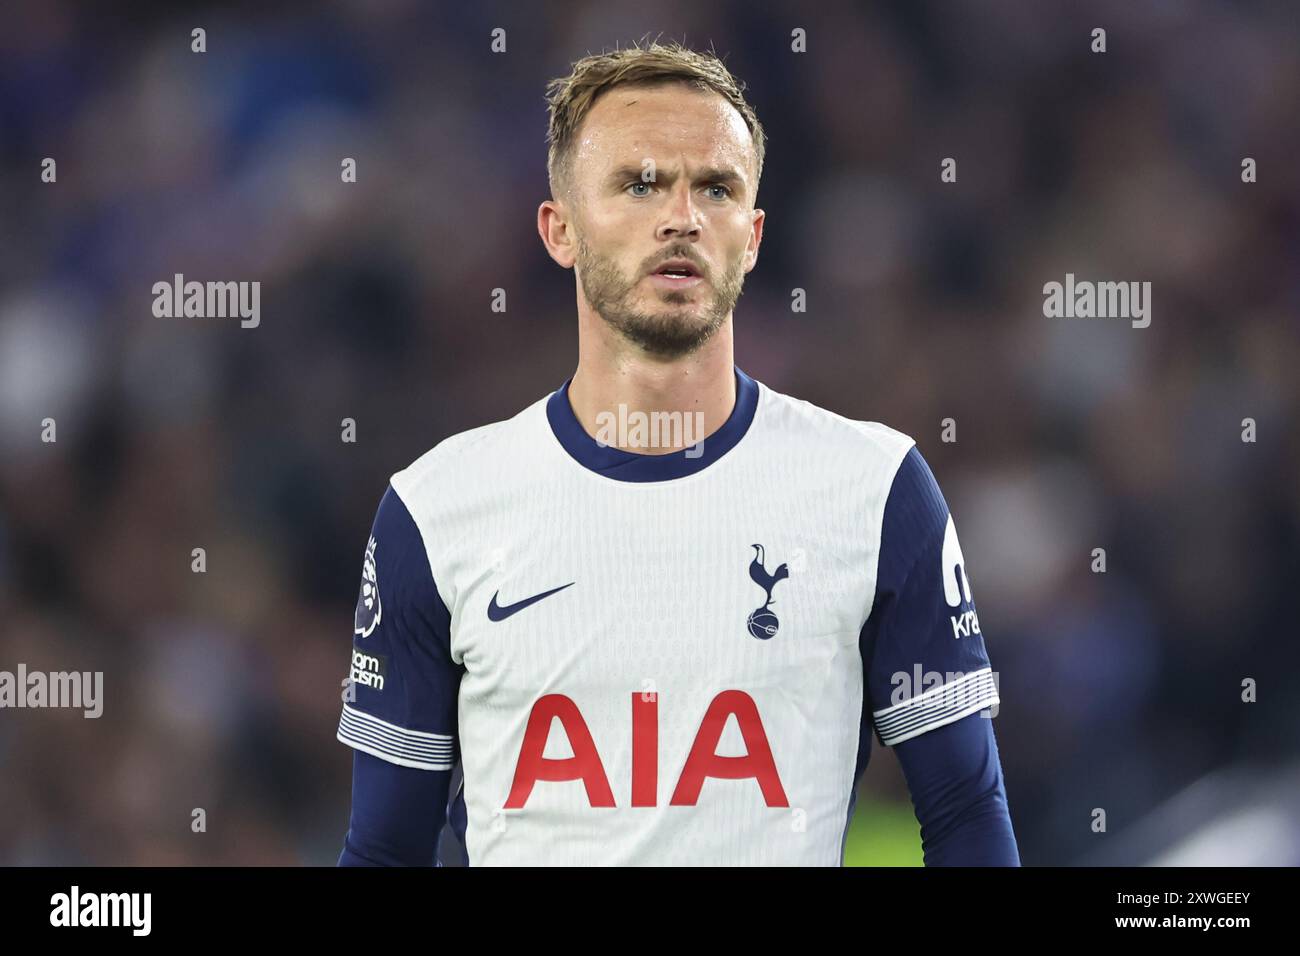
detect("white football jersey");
top-left (338, 367), bottom-right (999, 865)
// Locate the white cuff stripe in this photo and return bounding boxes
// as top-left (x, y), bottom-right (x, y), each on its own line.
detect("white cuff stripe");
top-left (336, 732), bottom-right (455, 771)
top-left (872, 668), bottom-right (999, 746)
top-left (878, 675), bottom-right (997, 737)
top-left (338, 719), bottom-right (453, 763)
top-left (874, 670), bottom-right (996, 735)
top-left (338, 707), bottom-right (453, 757)
top-left (872, 667), bottom-right (993, 718)
top-left (337, 705), bottom-right (455, 770)
top-left (340, 703), bottom-right (454, 741)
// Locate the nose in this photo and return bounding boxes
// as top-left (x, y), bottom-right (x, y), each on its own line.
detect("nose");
top-left (655, 181), bottom-right (702, 242)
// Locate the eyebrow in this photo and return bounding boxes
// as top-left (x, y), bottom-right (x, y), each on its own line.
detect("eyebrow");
top-left (604, 163), bottom-right (746, 193)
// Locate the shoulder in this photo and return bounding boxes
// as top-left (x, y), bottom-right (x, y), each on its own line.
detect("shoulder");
top-left (752, 378), bottom-right (917, 483)
top-left (388, 393), bottom-right (552, 509)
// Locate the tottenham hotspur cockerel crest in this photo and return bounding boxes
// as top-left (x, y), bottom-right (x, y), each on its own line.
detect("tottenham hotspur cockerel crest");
top-left (354, 534), bottom-right (382, 638)
top-left (746, 544), bottom-right (789, 639)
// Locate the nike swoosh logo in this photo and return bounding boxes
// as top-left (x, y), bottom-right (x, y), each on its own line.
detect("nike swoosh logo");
top-left (487, 582), bottom-right (575, 622)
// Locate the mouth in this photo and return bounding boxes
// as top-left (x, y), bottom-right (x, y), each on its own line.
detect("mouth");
top-left (647, 258), bottom-right (705, 289)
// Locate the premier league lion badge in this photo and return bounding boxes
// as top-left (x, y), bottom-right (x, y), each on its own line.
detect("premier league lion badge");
top-left (354, 535), bottom-right (382, 638)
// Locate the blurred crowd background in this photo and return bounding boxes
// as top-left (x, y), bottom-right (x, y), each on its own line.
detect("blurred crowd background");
top-left (1, 0), bottom-right (1297, 866)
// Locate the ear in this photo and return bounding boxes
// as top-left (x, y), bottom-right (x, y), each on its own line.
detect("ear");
top-left (743, 207), bottom-right (765, 273)
top-left (538, 199), bottom-right (578, 269)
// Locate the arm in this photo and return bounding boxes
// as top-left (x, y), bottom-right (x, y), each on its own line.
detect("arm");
top-left (339, 751), bottom-right (451, 866)
top-left (336, 483), bottom-right (464, 866)
top-left (861, 445), bottom-right (1019, 865)
top-left (893, 712), bottom-right (1019, 865)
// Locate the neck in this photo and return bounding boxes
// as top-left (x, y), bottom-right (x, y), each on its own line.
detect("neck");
top-left (567, 312), bottom-right (737, 456)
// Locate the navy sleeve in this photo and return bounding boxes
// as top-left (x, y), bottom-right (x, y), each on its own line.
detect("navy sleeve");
top-left (339, 751), bottom-right (451, 866)
top-left (336, 483), bottom-right (464, 866)
top-left (893, 712), bottom-right (1020, 865)
top-left (860, 445), bottom-right (1017, 864)
top-left (861, 446), bottom-right (999, 745)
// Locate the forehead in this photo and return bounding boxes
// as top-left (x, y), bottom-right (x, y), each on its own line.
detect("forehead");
top-left (573, 83), bottom-right (755, 178)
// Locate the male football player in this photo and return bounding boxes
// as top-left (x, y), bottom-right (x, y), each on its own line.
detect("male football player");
top-left (337, 40), bottom-right (1019, 866)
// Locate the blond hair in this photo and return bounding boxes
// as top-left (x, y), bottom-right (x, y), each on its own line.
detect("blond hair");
top-left (544, 39), bottom-right (766, 204)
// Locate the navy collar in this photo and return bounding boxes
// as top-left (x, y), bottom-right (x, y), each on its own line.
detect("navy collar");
top-left (546, 367), bottom-right (760, 482)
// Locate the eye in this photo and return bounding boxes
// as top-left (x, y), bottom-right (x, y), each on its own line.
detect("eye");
top-left (626, 181), bottom-right (653, 197)
top-left (705, 183), bottom-right (731, 200)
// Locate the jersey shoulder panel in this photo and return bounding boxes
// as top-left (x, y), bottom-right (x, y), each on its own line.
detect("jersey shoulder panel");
top-left (386, 392), bottom-right (554, 612)
top-left (753, 380), bottom-right (917, 471)
top-left (392, 394), bottom-right (551, 500)
top-left (390, 394), bottom-right (554, 522)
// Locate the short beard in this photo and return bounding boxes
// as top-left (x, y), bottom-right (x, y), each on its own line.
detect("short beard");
top-left (576, 234), bottom-right (745, 358)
